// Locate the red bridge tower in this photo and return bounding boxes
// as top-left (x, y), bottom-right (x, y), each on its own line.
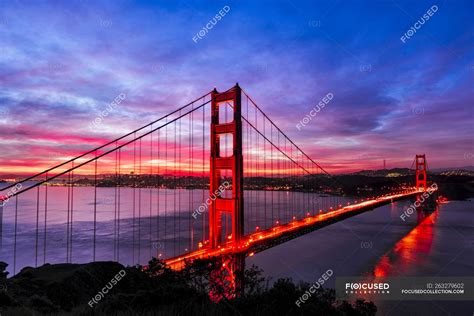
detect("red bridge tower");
top-left (209, 84), bottom-right (245, 299)
top-left (209, 84), bottom-right (244, 249)
top-left (415, 154), bottom-right (427, 191)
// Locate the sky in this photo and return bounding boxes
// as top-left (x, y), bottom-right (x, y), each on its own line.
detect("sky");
top-left (0, 0), bottom-right (473, 175)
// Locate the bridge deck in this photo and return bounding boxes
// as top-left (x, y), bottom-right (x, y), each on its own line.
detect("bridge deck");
top-left (165, 189), bottom-right (425, 269)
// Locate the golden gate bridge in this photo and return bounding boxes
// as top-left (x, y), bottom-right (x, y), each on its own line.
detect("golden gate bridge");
top-left (0, 84), bottom-right (433, 294)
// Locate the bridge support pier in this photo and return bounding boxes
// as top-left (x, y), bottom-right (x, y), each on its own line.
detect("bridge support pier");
top-left (209, 253), bottom-right (245, 300)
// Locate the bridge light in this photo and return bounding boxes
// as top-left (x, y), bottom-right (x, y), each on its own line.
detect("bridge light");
top-left (276, 220), bottom-right (280, 225)
top-left (256, 226), bottom-right (260, 231)
top-left (248, 252), bottom-right (255, 257)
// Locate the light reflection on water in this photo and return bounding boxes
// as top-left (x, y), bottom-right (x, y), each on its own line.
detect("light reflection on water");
top-left (373, 209), bottom-right (438, 277)
top-left (248, 199), bottom-right (474, 315)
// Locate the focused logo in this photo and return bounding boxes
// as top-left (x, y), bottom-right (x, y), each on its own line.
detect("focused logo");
top-left (345, 282), bottom-right (390, 294)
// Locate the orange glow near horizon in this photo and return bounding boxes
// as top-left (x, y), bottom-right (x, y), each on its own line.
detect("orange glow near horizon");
top-left (0, 156), bottom-right (331, 179)
top-left (0, 139), bottom-right (405, 178)
top-left (0, 162), bottom-right (391, 177)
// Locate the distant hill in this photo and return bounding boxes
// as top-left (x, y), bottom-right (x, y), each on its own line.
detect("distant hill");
top-left (431, 166), bottom-right (474, 173)
top-left (351, 168), bottom-right (413, 177)
top-left (351, 166), bottom-right (474, 177)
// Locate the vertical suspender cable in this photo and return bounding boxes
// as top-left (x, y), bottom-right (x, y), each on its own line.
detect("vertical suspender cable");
top-left (173, 119), bottom-right (177, 256)
top-left (138, 138), bottom-right (142, 264)
top-left (178, 112), bottom-right (181, 252)
top-left (115, 142), bottom-right (118, 261)
top-left (70, 162), bottom-right (74, 262)
top-left (149, 127), bottom-right (153, 259)
top-left (66, 169), bottom-right (71, 263)
top-left (263, 116), bottom-right (267, 229)
top-left (118, 148), bottom-right (121, 261)
top-left (164, 122), bottom-right (167, 256)
top-left (202, 103), bottom-right (205, 243)
top-left (13, 196), bottom-right (18, 275)
top-left (133, 133), bottom-right (136, 264)
top-left (35, 185), bottom-right (40, 267)
top-left (188, 109), bottom-right (191, 251)
top-left (156, 130), bottom-right (160, 256)
top-left (43, 173), bottom-right (48, 264)
top-left (93, 157), bottom-right (97, 261)
top-left (69, 161), bottom-right (74, 262)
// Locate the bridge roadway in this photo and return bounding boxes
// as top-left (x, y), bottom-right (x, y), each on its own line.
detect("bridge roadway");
top-left (165, 189), bottom-right (426, 270)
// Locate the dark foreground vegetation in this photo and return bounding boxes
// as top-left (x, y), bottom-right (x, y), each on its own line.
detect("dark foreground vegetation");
top-left (0, 258), bottom-right (376, 316)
